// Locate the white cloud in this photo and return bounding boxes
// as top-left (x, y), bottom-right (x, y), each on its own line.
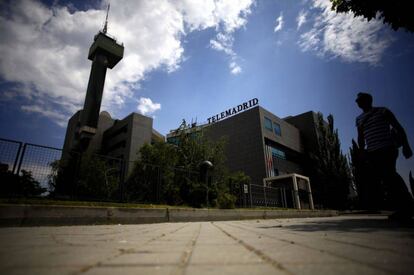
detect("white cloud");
top-left (0, 0), bottom-right (254, 126)
top-left (298, 0), bottom-right (394, 65)
top-left (137, 97), bottom-right (161, 116)
top-left (210, 32), bottom-right (245, 75)
top-left (274, 13), bottom-right (283, 32)
top-left (210, 32), bottom-right (235, 56)
top-left (296, 10), bottom-right (307, 30)
top-left (207, 0), bottom-right (254, 75)
top-left (229, 61), bottom-right (242, 75)
top-left (21, 105), bottom-right (68, 127)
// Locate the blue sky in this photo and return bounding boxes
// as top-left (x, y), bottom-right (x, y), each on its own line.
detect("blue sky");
top-left (1, 0), bottom-right (414, 182)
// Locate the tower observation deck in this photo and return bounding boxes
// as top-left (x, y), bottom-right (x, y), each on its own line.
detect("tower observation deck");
top-left (78, 5), bottom-right (124, 151)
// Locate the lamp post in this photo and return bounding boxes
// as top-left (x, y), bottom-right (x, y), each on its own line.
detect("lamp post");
top-left (200, 160), bottom-right (213, 208)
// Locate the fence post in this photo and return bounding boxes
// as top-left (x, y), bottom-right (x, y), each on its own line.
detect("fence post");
top-left (249, 184), bottom-right (253, 208)
top-left (119, 159), bottom-right (126, 202)
top-left (12, 141), bottom-right (23, 174)
top-left (72, 152), bottom-right (82, 200)
top-left (263, 184), bottom-right (267, 207)
top-left (157, 166), bottom-right (161, 203)
top-left (15, 143), bottom-right (27, 175)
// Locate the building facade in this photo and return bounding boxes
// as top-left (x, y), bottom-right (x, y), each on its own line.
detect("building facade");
top-left (167, 104), bottom-right (319, 186)
top-left (63, 110), bottom-right (164, 178)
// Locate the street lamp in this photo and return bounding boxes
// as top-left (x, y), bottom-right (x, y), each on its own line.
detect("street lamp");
top-left (200, 160), bottom-right (213, 208)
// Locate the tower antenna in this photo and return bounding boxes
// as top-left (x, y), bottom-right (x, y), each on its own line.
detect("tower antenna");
top-left (102, 3), bottom-right (110, 34)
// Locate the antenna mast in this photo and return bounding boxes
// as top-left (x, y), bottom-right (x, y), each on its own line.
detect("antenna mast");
top-left (102, 3), bottom-right (110, 34)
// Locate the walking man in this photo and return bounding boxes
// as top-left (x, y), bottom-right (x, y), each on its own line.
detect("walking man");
top-left (355, 92), bottom-right (413, 221)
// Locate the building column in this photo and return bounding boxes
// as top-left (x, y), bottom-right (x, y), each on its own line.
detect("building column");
top-left (292, 175), bottom-right (301, 210)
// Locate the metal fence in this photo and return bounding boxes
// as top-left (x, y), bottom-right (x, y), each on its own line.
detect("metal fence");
top-left (54, 151), bottom-right (125, 201)
top-left (249, 184), bottom-right (293, 208)
top-left (0, 138), bottom-right (62, 195)
top-left (0, 138), bottom-right (124, 200)
top-left (16, 143), bottom-right (63, 188)
top-left (0, 138), bottom-right (23, 174)
top-left (0, 138), bottom-right (200, 204)
top-left (1, 137), bottom-right (297, 208)
top-left (124, 161), bottom-right (201, 205)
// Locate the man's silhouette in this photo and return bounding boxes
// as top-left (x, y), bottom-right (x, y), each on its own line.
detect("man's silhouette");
top-left (356, 92), bottom-right (413, 220)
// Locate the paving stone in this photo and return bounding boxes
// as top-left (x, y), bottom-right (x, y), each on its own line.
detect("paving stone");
top-left (283, 263), bottom-right (390, 275)
top-left (84, 265), bottom-right (176, 275)
top-left (185, 263), bottom-right (284, 275)
top-left (190, 244), bottom-right (264, 264)
top-left (0, 215), bottom-right (413, 275)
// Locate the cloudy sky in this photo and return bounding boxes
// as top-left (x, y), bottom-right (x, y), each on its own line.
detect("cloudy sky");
top-left (1, 0), bottom-right (414, 180)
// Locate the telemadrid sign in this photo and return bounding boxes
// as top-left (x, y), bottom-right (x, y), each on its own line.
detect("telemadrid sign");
top-left (207, 98), bottom-right (259, 124)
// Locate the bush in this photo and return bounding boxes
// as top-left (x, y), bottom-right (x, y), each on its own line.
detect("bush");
top-left (217, 192), bottom-right (236, 209)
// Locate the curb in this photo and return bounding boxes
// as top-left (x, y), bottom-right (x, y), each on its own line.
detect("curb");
top-left (0, 205), bottom-right (338, 226)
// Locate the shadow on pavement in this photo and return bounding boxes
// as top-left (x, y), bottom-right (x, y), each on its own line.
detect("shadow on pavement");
top-left (258, 216), bottom-right (414, 233)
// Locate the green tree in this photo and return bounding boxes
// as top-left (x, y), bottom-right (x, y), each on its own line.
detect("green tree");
top-left (126, 120), bottom-right (232, 208)
top-left (126, 142), bottom-right (181, 204)
top-left (221, 171), bottom-right (251, 209)
top-left (48, 159), bottom-right (60, 195)
top-left (330, 0), bottom-right (413, 32)
top-left (75, 154), bottom-right (121, 200)
top-left (49, 153), bottom-right (121, 200)
top-left (308, 113), bottom-right (352, 209)
top-left (0, 166), bottom-right (46, 197)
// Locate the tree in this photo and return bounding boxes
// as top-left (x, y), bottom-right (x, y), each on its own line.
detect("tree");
top-left (48, 153), bottom-right (121, 200)
top-left (75, 154), bottom-right (121, 200)
top-left (223, 171), bottom-right (251, 209)
top-left (308, 113), bottom-right (352, 209)
top-left (126, 120), bottom-right (234, 208)
top-left (0, 165), bottom-right (46, 197)
top-left (349, 139), bottom-right (374, 209)
top-left (125, 142), bottom-right (181, 204)
top-left (330, 0), bottom-right (414, 32)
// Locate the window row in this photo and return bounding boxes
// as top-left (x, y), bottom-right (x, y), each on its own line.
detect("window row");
top-left (264, 117), bottom-right (282, 136)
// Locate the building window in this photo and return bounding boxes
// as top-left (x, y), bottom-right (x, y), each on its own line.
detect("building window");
top-left (167, 136), bottom-right (179, 145)
top-left (271, 147), bottom-right (286, 160)
top-left (264, 117), bottom-right (272, 131)
top-left (273, 122), bottom-right (281, 136)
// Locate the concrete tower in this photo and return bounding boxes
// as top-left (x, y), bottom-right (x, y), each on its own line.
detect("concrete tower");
top-left (78, 4), bottom-right (124, 151)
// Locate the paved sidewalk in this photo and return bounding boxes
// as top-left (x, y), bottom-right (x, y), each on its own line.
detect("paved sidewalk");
top-left (0, 215), bottom-right (413, 274)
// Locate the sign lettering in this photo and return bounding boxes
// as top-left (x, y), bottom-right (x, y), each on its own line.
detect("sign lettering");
top-left (207, 98), bottom-right (259, 124)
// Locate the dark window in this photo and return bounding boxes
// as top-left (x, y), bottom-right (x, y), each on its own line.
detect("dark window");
top-left (273, 122), bottom-right (282, 136)
top-left (107, 140), bottom-right (126, 152)
top-left (105, 125), bottom-right (128, 139)
top-left (167, 136), bottom-right (179, 145)
top-left (264, 117), bottom-right (272, 131)
top-left (271, 147), bottom-right (286, 160)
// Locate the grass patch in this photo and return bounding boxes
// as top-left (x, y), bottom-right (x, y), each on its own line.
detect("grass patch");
top-left (0, 198), bottom-right (299, 211)
top-left (0, 198), bottom-right (191, 209)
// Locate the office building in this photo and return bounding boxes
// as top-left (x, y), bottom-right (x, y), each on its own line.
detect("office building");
top-left (166, 100), bottom-right (320, 187)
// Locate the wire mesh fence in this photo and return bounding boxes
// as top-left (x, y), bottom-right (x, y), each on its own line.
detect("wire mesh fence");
top-left (0, 138), bottom-right (125, 200)
top-left (1, 137), bottom-right (299, 208)
top-left (49, 151), bottom-right (125, 201)
top-left (124, 162), bottom-right (201, 205)
top-left (16, 143), bottom-right (63, 190)
top-left (0, 138), bottom-right (22, 174)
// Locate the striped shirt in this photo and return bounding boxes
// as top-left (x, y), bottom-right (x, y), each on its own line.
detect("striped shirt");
top-left (356, 107), bottom-right (394, 152)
